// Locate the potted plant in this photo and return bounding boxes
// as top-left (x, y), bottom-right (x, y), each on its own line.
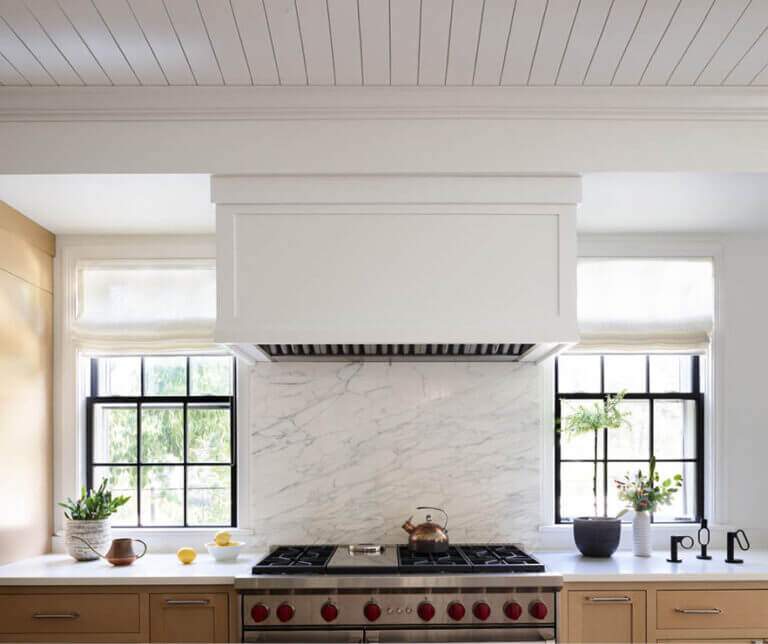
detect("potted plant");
top-left (559, 390), bottom-right (631, 557)
top-left (59, 479), bottom-right (130, 561)
top-left (616, 456), bottom-right (682, 557)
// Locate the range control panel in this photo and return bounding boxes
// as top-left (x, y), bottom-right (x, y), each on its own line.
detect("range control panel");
top-left (243, 592), bottom-right (554, 628)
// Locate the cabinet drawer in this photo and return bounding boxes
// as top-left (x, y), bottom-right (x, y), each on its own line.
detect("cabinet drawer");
top-left (0, 593), bottom-right (140, 634)
top-left (657, 590), bottom-right (768, 630)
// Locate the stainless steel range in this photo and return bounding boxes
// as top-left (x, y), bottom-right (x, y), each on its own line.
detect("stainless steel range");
top-left (237, 545), bottom-right (562, 643)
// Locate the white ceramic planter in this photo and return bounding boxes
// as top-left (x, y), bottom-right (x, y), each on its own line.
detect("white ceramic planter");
top-left (64, 518), bottom-right (111, 561)
top-left (632, 510), bottom-right (652, 557)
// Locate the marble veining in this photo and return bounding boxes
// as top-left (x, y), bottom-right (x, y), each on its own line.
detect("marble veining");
top-left (249, 362), bottom-right (541, 548)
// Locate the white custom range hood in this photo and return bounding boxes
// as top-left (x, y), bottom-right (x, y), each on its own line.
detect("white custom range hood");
top-left (213, 175), bottom-right (579, 363)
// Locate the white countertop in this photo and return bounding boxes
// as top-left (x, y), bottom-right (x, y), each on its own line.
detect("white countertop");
top-left (3, 551), bottom-right (768, 586)
top-left (0, 552), bottom-right (268, 586)
top-left (535, 550), bottom-right (768, 582)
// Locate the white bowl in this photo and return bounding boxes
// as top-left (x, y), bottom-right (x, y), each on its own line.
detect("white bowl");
top-left (205, 541), bottom-right (245, 562)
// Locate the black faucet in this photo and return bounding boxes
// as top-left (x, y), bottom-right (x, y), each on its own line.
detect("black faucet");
top-left (667, 535), bottom-right (694, 563)
top-left (725, 529), bottom-right (750, 564)
top-left (697, 518), bottom-right (712, 560)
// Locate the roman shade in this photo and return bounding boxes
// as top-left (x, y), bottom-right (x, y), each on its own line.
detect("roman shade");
top-left (576, 258), bottom-right (714, 352)
top-left (72, 260), bottom-right (216, 349)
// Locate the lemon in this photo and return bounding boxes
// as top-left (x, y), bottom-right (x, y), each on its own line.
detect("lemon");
top-left (177, 547), bottom-right (197, 564)
top-left (214, 531), bottom-right (232, 546)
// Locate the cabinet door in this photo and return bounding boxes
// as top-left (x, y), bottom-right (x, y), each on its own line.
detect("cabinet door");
top-left (149, 593), bottom-right (228, 643)
top-left (567, 590), bottom-right (646, 643)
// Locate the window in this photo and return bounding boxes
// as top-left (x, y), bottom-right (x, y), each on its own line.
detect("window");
top-left (555, 353), bottom-right (703, 524)
top-left (86, 355), bottom-right (236, 527)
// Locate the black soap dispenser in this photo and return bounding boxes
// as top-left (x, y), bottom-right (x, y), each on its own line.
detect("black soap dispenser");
top-left (697, 518), bottom-right (712, 560)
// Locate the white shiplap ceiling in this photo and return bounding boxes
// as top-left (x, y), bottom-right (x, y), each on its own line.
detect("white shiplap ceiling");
top-left (2, 0), bottom-right (768, 87)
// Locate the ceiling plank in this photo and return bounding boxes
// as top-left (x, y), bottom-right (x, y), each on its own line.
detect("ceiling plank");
top-left (296, 0), bottom-right (334, 84)
top-left (669, 0), bottom-right (749, 85)
top-left (231, 0), bottom-right (279, 85)
top-left (0, 48), bottom-right (26, 83)
top-left (126, 0), bottom-right (195, 85)
top-left (612, 0), bottom-right (679, 85)
top-left (529, 0), bottom-right (580, 86)
top-left (24, 0), bottom-right (110, 84)
top-left (584, 0), bottom-right (646, 85)
top-left (446, 0), bottom-right (484, 85)
top-left (501, 0), bottom-right (547, 85)
top-left (197, 0), bottom-right (251, 85)
top-left (358, 0), bottom-right (388, 84)
top-left (58, 0), bottom-right (138, 84)
top-left (473, 0), bottom-right (515, 85)
top-left (698, 0), bottom-right (768, 85)
top-left (327, 0), bottom-right (362, 85)
top-left (556, 0), bottom-right (611, 84)
top-left (93, 0), bottom-right (167, 85)
top-left (727, 27), bottom-right (768, 85)
top-left (390, 0), bottom-right (420, 85)
top-left (419, 0), bottom-right (452, 85)
top-left (162, 0), bottom-right (221, 86)
top-left (0, 0), bottom-right (82, 85)
top-left (640, 0), bottom-right (713, 86)
top-left (0, 12), bottom-right (54, 84)
top-left (264, 0), bottom-right (306, 85)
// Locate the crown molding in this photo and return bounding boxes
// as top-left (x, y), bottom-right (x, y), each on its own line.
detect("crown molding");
top-left (3, 86), bottom-right (768, 122)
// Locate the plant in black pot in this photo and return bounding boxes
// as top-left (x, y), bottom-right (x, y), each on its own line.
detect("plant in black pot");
top-left (559, 390), bottom-right (632, 558)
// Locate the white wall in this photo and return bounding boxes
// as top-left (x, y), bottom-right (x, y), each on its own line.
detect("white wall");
top-left (720, 234), bottom-right (768, 536)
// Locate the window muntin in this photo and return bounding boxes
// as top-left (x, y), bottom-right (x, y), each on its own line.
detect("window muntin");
top-left (555, 353), bottom-right (703, 524)
top-left (86, 355), bottom-right (236, 528)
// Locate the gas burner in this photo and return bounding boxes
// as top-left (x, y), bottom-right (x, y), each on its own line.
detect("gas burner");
top-left (252, 545), bottom-right (335, 574)
top-left (397, 546), bottom-right (471, 573)
top-left (460, 545), bottom-right (544, 572)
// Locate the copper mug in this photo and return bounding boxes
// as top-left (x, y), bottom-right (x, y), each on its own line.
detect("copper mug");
top-left (71, 536), bottom-right (148, 566)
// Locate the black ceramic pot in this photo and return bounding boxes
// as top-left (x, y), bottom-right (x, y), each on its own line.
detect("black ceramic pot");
top-left (573, 517), bottom-right (621, 557)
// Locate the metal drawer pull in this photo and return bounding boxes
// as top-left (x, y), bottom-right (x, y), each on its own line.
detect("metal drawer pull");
top-left (33, 613), bottom-right (80, 619)
top-left (675, 608), bottom-right (723, 614)
top-left (166, 599), bottom-right (210, 605)
top-left (589, 596), bottom-right (631, 602)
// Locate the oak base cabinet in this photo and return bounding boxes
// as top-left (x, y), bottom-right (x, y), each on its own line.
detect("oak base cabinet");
top-left (566, 590), bottom-right (646, 643)
top-left (0, 586), bottom-right (235, 643)
top-left (149, 593), bottom-right (229, 643)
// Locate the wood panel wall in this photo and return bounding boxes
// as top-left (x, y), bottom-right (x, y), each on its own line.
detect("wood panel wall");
top-left (0, 201), bottom-right (55, 565)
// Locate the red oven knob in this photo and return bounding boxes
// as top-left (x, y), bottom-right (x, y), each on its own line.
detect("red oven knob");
top-left (447, 602), bottom-right (466, 621)
top-left (473, 602), bottom-right (491, 621)
top-left (530, 602), bottom-right (548, 620)
top-left (250, 604), bottom-right (269, 623)
top-left (364, 602), bottom-right (382, 622)
top-left (504, 602), bottom-right (522, 621)
top-left (417, 602), bottom-right (435, 622)
top-left (276, 603), bottom-right (294, 622)
top-left (321, 602), bottom-right (338, 622)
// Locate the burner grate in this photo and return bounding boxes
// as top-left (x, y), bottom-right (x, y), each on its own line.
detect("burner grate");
top-left (459, 545), bottom-right (545, 572)
top-left (397, 546), bottom-right (472, 573)
top-left (252, 545), bottom-right (335, 574)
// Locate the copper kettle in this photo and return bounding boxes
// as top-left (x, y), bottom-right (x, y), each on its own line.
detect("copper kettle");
top-left (402, 507), bottom-right (449, 553)
top-left (71, 536), bottom-right (147, 566)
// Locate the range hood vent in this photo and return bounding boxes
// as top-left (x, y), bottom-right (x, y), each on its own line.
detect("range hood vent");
top-left (257, 343), bottom-right (536, 361)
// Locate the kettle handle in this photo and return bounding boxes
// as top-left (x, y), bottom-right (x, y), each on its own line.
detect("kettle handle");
top-left (417, 506), bottom-right (448, 531)
top-left (133, 538), bottom-right (148, 560)
top-left (69, 535), bottom-right (106, 559)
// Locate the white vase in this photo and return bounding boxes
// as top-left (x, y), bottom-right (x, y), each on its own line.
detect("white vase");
top-left (64, 519), bottom-right (111, 561)
top-left (632, 511), bottom-right (651, 557)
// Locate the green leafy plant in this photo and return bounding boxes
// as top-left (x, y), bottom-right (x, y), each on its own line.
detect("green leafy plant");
top-left (558, 390), bottom-right (632, 517)
top-left (615, 456), bottom-right (682, 518)
top-left (58, 479), bottom-right (130, 521)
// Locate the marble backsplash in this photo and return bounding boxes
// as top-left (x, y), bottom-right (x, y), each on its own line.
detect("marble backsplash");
top-left (248, 361), bottom-right (541, 548)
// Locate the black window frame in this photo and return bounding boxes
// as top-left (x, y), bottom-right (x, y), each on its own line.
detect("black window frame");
top-left (86, 354), bottom-right (237, 528)
top-left (555, 354), bottom-right (704, 524)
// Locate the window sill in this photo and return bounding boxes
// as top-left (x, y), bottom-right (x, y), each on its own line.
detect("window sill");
top-left (52, 527), bottom-right (255, 554)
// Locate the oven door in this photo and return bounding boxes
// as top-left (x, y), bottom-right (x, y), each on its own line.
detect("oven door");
top-left (243, 629), bottom-right (365, 643)
top-left (364, 629), bottom-right (554, 644)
